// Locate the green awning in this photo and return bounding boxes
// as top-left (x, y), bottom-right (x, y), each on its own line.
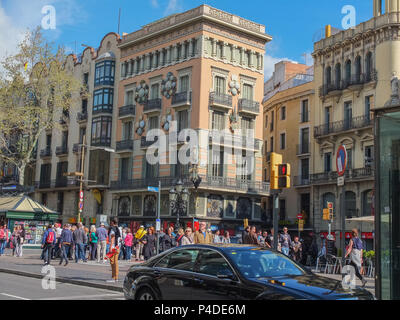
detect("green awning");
top-left (6, 211), bottom-right (35, 220)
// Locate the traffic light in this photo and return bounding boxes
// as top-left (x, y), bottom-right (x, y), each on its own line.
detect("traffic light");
top-left (327, 202), bottom-right (334, 220)
top-left (270, 153), bottom-right (282, 190)
top-left (277, 164), bottom-right (291, 189)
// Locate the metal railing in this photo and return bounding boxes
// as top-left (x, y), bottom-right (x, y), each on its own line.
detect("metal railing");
top-left (55, 145), bottom-right (68, 156)
top-left (119, 105), bottom-right (136, 118)
top-left (296, 144), bottom-right (311, 155)
top-left (111, 174), bottom-right (270, 194)
top-left (141, 136), bottom-right (158, 148)
top-left (319, 70), bottom-right (377, 97)
top-left (293, 175), bottom-right (311, 187)
top-left (40, 147), bottom-right (52, 158)
top-left (144, 98), bottom-right (162, 112)
top-left (116, 139), bottom-right (134, 152)
top-left (238, 98), bottom-right (260, 114)
top-left (172, 92), bottom-right (191, 106)
top-left (77, 112), bottom-right (88, 122)
top-left (314, 115), bottom-right (372, 138)
top-left (36, 178), bottom-right (81, 189)
top-left (310, 168), bottom-right (374, 184)
top-left (209, 92), bottom-right (232, 108)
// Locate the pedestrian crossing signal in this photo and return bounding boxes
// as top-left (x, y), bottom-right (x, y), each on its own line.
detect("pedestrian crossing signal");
top-left (277, 164), bottom-right (291, 189)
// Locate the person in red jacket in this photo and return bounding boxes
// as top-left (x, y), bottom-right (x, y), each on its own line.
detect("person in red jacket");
top-left (0, 224), bottom-right (9, 256)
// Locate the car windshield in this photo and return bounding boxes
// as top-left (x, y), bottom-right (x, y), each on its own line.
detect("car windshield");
top-left (226, 248), bottom-right (305, 278)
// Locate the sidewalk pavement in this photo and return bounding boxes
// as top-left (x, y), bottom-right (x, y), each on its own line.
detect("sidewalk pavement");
top-left (315, 272), bottom-right (375, 296)
top-left (0, 249), bottom-right (142, 292)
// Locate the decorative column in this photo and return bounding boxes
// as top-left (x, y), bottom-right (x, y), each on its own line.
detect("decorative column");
top-left (152, 52), bottom-right (157, 69)
top-left (121, 62), bottom-right (126, 78)
top-left (173, 45), bottom-right (179, 62)
top-left (145, 54), bottom-right (151, 71)
top-left (211, 39), bottom-right (217, 57)
top-left (181, 42), bottom-right (186, 60)
top-left (132, 59), bottom-right (137, 76)
top-left (197, 36), bottom-right (204, 57)
top-left (240, 47), bottom-right (245, 65)
top-left (231, 45), bottom-right (237, 63)
top-left (188, 39), bottom-right (194, 58)
top-left (249, 51), bottom-right (254, 68)
top-left (166, 47), bottom-right (171, 64)
top-left (221, 42), bottom-right (226, 60)
top-left (139, 56), bottom-right (144, 73)
top-left (160, 50), bottom-right (165, 66)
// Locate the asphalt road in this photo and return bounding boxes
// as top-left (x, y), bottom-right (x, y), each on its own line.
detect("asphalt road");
top-left (0, 273), bottom-right (125, 300)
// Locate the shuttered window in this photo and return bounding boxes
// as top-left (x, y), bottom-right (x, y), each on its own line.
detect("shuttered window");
top-left (214, 76), bottom-right (226, 94)
top-left (212, 111), bottom-right (225, 130)
top-left (242, 84), bottom-right (253, 100)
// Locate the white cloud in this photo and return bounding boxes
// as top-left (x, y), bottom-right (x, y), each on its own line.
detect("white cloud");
top-left (0, 0), bottom-right (84, 60)
top-left (164, 0), bottom-right (182, 16)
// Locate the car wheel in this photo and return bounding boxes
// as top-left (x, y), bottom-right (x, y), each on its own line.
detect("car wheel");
top-left (136, 288), bottom-right (156, 301)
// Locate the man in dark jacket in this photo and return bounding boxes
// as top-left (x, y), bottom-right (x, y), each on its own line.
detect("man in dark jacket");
top-left (73, 223), bottom-right (88, 263)
top-left (42, 225), bottom-right (56, 266)
top-left (59, 224), bottom-right (73, 266)
top-left (242, 226), bottom-right (251, 244)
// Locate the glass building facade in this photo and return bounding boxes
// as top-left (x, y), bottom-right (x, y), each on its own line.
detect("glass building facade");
top-left (376, 109), bottom-right (400, 300)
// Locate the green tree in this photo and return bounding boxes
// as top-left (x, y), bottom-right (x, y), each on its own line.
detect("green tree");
top-left (0, 27), bottom-right (83, 187)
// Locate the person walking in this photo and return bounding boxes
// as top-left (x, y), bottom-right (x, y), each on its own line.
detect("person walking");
top-left (222, 231), bottom-right (231, 244)
top-left (262, 231), bottom-right (271, 248)
top-left (124, 228), bottom-right (133, 261)
top-left (175, 228), bottom-right (185, 246)
top-left (73, 223), bottom-right (87, 263)
top-left (291, 236), bottom-right (303, 263)
top-left (118, 228), bottom-right (127, 261)
top-left (15, 225), bottom-right (25, 257)
top-left (135, 226), bottom-right (147, 261)
top-left (59, 224), bottom-right (73, 266)
top-left (96, 223), bottom-right (108, 263)
top-left (0, 224), bottom-right (8, 256)
top-left (248, 226), bottom-right (259, 245)
top-left (242, 226), bottom-right (251, 244)
top-left (213, 230), bottom-right (223, 244)
top-left (345, 229), bottom-right (368, 287)
top-left (181, 228), bottom-right (194, 245)
top-left (194, 222), bottom-right (212, 244)
top-left (70, 225), bottom-right (77, 260)
top-left (161, 227), bottom-right (174, 252)
top-left (143, 227), bottom-right (156, 261)
top-left (52, 223), bottom-right (62, 259)
top-left (279, 227), bottom-right (292, 256)
top-left (11, 227), bottom-right (18, 256)
top-left (107, 219), bottom-right (121, 283)
top-left (88, 225), bottom-right (98, 261)
top-left (42, 224), bottom-right (56, 265)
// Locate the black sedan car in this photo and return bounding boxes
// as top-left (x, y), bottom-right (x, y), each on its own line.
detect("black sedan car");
top-left (123, 244), bottom-right (374, 300)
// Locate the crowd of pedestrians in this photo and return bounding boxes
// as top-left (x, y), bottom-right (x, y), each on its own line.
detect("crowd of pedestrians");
top-left (0, 223), bottom-right (25, 257)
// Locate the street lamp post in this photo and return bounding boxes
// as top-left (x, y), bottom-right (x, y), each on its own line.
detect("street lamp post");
top-left (169, 180), bottom-right (189, 231)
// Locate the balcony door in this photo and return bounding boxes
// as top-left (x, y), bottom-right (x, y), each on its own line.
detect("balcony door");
top-left (120, 157), bottom-right (131, 183)
top-left (301, 158), bottom-right (309, 181)
top-left (214, 76), bottom-right (226, 94)
top-left (300, 128), bottom-right (309, 153)
top-left (344, 102), bottom-right (352, 130)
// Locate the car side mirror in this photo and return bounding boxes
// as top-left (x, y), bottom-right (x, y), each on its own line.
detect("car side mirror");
top-left (217, 271), bottom-right (236, 281)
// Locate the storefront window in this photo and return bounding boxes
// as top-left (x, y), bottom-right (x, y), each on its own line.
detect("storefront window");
top-left (378, 111), bottom-right (400, 300)
top-left (10, 220), bottom-right (52, 245)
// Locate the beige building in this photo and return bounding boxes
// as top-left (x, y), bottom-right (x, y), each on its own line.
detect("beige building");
top-left (263, 62), bottom-right (314, 230)
top-left (111, 5), bottom-right (271, 232)
top-left (310, 0), bottom-right (400, 249)
top-left (33, 33), bottom-right (121, 225)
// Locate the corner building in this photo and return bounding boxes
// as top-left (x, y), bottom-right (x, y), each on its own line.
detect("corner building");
top-left (112, 5), bottom-right (271, 233)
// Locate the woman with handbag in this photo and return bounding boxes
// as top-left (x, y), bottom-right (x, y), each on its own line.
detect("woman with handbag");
top-left (15, 225), bottom-right (25, 257)
top-left (345, 229), bottom-right (367, 288)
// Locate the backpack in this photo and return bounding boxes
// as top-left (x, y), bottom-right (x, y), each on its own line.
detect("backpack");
top-left (0, 229), bottom-right (5, 240)
top-left (46, 231), bottom-right (55, 244)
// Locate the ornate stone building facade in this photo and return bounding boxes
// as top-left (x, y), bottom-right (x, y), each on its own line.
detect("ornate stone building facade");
top-left (33, 33), bottom-right (121, 225)
top-left (111, 5), bottom-right (271, 232)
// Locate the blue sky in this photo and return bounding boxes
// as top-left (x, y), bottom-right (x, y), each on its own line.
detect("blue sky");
top-left (0, 0), bottom-right (374, 78)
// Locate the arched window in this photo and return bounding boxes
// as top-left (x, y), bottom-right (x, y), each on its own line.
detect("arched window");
top-left (345, 191), bottom-right (357, 218)
top-left (366, 52), bottom-right (373, 81)
top-left (345, 60), bottom-right (352, 85)
top-left (335, 63), bottom-right (341, 88)
top-left (326, 66), bottom-right (332, 86)
top-left (355, 56), bottom-right (362, 83)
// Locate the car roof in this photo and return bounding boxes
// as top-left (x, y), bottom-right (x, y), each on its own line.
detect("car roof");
top-left (176, 244), bottom-right (272, 251)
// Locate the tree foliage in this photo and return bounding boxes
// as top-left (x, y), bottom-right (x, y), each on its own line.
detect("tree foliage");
top-left (0, 27), bottom-right (83, 186)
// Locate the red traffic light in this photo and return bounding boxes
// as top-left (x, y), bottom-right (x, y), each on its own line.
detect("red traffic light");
top-left (278, 164), bottom-right (290, 176)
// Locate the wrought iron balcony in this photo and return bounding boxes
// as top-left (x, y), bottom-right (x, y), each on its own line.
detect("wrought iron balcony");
top-left (40, 147), bottom-right (52, 158)
top-left (293, 175), bottom-right (311, 187)
top-left (55, 145), bottom-right (68, 156)
top-left (119, 105), bottom-right (135, 118)
top-left (319, 70), bottom-right (377, 97)
top-left (111, 174), bottom-right (270, 195)
top-left (310, 167), bottom-right (374, 184)
top-left (116, 139), bottom-right (134, 152)
top-left (314, 115), bottom-right (372, 138)
top-left (172, 92), bottom-right (191, 107)
top-left (296, 144), bottom-right (311, 155)
top-left (238, 99), bottom-right (260, 114)
top-left (209, 92), bottom-right (232, 109)
top-left (77, 112), bottom-right (88, 122)
top-left (143, 98), bottom-right (162, 113)
top-left (141, 136), bottom-right (158, 148)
